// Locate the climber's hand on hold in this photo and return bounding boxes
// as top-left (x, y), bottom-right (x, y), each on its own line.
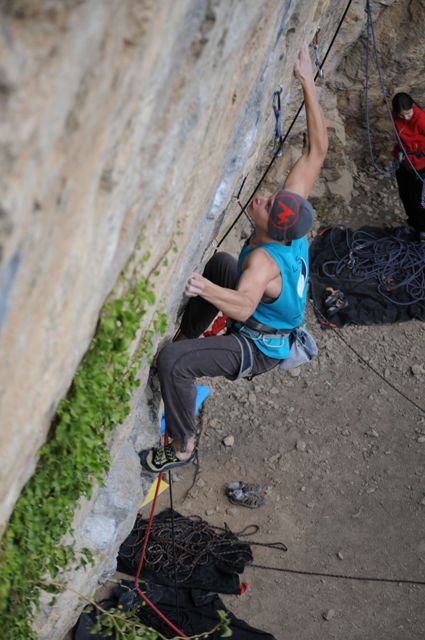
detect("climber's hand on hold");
top-left (185, 272), bottom-right (209, 298)
top-left (284, 42), bottom-right (328, 200)
top-left (293, 43), bottom-right (314, 86)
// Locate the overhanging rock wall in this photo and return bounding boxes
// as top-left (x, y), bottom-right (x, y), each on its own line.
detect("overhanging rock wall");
top-left (0, 0), bottom-right (396, 637)
top-left (1, 0), bottom-right (300, 534)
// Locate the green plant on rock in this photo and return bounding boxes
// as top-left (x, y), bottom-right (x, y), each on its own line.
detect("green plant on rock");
top-left (154, 310), bottom-right (168, 336)
top-left (0, 252), bottom-right (168, 640)
top-left (85, 603), bottom-right (232, 639)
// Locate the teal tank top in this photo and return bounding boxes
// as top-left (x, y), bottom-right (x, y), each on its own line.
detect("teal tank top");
top-left (236, 237), bottom-right (309, 359)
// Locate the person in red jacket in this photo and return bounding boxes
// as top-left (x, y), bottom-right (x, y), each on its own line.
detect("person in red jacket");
top-left (392, 92), bottom-right (425, 240)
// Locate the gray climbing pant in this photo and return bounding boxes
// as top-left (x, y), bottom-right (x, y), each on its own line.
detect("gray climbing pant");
top-left (157, 252), bottom-right (279, 451)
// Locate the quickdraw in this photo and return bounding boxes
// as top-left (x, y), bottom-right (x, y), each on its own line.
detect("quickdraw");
top-left (272, 87), bottom-right (284, 156)
top-left (313, 29), bottom-right (324, 80)
top-left (215, 0), bottom-right (354, 251)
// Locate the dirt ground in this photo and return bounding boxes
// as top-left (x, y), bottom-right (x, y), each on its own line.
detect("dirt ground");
top-left (149, 169), bottom-right (425, 640)
top-left (70, 170), bottom-right (425, 640)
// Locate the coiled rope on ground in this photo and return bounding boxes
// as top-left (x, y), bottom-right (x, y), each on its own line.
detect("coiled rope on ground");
top-left (123, 511), bottom-right (425, 588)
top-left (322, 228), bottom-right (425, 306)
top-left (122, 513), bottom-right (286, 584)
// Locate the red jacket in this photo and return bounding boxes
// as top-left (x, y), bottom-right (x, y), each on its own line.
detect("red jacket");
top-left (392, 104), bottom-right (425, 171)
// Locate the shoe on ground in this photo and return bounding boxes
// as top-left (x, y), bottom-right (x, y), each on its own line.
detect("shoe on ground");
top-left (326, 298), bottom-right (349, 318)
top-left (227, 489), bottom-right (266, 509)
top-left (139, 443), bottom-right (195, 473)
top-left (225, 481), bottom-right (262, 495)
top-left (419, 231), bottom-right (425, 243)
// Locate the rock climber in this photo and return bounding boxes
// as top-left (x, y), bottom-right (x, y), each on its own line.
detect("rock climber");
top-left (139, 43), bottom-right (328, 473)
top-left (391, 92), bottom-right (425, 241)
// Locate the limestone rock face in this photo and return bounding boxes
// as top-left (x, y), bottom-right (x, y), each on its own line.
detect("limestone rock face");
top-left (1, 0), bottom-right (299, 532)
top-left (333, 0), bottom-right (425, 171)
top-left (1, 0), bottom-right (416, 637)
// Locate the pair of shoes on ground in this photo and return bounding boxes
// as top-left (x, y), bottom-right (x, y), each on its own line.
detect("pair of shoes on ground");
top-left (323, 287), bottom-right (348, 318)
top-left (225, 481), bottom-right (266, 509)
top-left (139, 443), bottom-right (196, 473)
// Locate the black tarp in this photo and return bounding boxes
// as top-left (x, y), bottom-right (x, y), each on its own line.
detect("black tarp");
top-left (117, 508), bottom-right (252, 594)
top-left (74, 510), bottom-right (276, 640)
top-left (309, 226), bottom-right (425, 327)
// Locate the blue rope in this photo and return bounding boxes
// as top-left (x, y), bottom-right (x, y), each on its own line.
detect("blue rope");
top-left (322, 227), bottom-right (425, 306)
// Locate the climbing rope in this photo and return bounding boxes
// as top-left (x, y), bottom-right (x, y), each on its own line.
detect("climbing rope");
top-left (251, 563), bottom-right (425, 587)
top-left (365, 0), bottom-right (425, 205)
top-left (128, 510), bottom-right (425, 589)
top-left (123, 513), bottom-right (257, 583)
top-left (364, 0), bottom-right (396, 177)
top-left (134, 434), bottom-right (188, 638)
top-left (313, 225), bottom-right (425, 415)
top-left (215, 0), bottom-right (354, 250)
top-left (167, 471), bottom-right (181, 628)
top-left (232, 174), bottom-right (253, 226)
top-left (135, 2), bottom-right (357, 631)
top-left (312, 298), bottom-right (425, 416)
top-left (321, 227), bottom-right (425, 306)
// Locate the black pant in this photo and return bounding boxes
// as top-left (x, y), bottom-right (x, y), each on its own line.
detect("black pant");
top-left (157, 253), bottom-right (279, 450)
top-left (395, 164), bottom-right (425, 232)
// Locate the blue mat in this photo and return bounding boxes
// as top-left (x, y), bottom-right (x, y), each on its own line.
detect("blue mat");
top-left (160, 384), bottom-right (211, 436)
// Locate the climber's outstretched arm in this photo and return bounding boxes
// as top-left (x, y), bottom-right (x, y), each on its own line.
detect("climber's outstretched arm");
top-left (283, 43), bottom-right (328, 199)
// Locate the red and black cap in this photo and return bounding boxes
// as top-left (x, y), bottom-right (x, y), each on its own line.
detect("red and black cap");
top-left (268, 190), bottom-right (314, 241)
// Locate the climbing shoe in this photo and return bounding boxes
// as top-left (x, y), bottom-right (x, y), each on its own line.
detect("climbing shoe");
top-left (323, 287), bottom-right (348, 318)
top-left (139, 443), bottom-right (196, 473)
top-left (227, 489), bottom-right (266, 509)
top-left (225, 481), bottom-right (266, 508)
top-left (225, 481), bottom-right (262, 494)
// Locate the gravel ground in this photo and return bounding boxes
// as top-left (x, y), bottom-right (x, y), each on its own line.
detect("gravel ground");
top-left (69, 170), bottom-right (425, 640)
top-left (164, 169), bottom-right (425, 640)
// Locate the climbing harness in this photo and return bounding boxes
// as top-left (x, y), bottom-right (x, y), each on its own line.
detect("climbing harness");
top-left (365, 0), bottom-right (425, 207)
top-left (204, 314), bottom-right (317, 375)
top-left (230, 317), bottom-right (290, 380)
top-left (230, 317), bottom-right (317, 375)
top-left (272, 88), bottom-right (284, 156)
top-left (140, 1), bottom-right (356, 630)
top-left (232, 332), bottom-right (255, 379)
top-left (240, 316), bottom-right (292, 335)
